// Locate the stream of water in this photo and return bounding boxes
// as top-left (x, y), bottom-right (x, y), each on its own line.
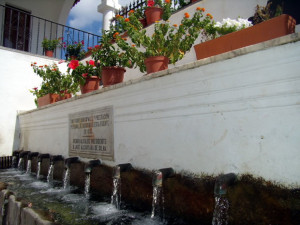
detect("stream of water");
top-left (0, 169), bottom-right (165, 225)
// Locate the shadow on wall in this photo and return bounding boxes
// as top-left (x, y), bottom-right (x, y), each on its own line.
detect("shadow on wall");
top-left (12, 114), bottom-right (21, 152)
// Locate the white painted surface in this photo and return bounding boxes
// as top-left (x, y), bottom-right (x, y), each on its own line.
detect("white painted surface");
top-left (0, 47), bottom-right (68, 156)
top-left (98, 0), bottom-right (121, 31)
top-left (17, 34), bottom-right (300, 186)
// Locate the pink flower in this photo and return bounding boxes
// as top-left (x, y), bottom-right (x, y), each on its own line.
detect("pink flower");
top-left (82, 73), bottom-right (88, 78)
top-left (33, 87), bottom-right (38, 90)
top-left (75, 41), bottom-right (77, 44)
top-left (68, 60), bottom-right (79, 70)
top-left (94, 45), bottom-right (101, 49)
top-left (81, 40), bottom-right (84, 45)
top-left (89, 60), bottom-right (95, 66)
top-left (88, 47), bottom-right (92, 50)
top-left (147, 0), bottom-right (155, 7)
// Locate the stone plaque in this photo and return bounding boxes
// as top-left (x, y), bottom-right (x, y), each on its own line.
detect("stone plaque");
top-left (69, 106), bottom-right (114, 160)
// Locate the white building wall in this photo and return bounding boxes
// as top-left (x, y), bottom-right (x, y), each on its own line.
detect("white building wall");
top-left (17, 33), bottom-right (300, 186)
top-left (0, 46), bottom-right (68, 156)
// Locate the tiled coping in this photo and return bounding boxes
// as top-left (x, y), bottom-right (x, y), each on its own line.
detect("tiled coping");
top-left (19, 32), bottom-right (300, 115)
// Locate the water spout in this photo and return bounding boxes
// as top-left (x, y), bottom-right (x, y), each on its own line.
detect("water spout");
top-left (151, 168), bottom-right (174, 220)
top-left (111, 163), bottom-right (132, 209)
top-left (63, 157), bottom-right (79, 189)
top-left (47, 155), bottom-right (63, 183)
top-left (12, 150), bottom-right (22, 168)
top-left (36, 154), bottom-right (50, 179)
top-left (37, 153), bottom-right (50, 162)
top-left (28, 152), bottom-right (39, 160)
top-left (212, 173), bottom-right (237, 225)
top-left (84, 159), bottom-right (101, 173)
top-left (64, 157), bottom-right (79, 169)
top-left (26, 152), bottom-right (39, 174)
top-left (84, 159), bottom-right (101, 198)
top-left (50, 155), bottom-right (64, 165)
top-left (18, 151), bottom-right (30, 171)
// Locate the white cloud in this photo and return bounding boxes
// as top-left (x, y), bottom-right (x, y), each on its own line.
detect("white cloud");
top-left (68, 0), bottom-right (102, 30)
top-left (119, 0), bottom-right (134, 6)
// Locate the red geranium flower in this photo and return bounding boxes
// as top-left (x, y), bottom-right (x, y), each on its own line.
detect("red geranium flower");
top-left (147, 0), bottom-right (155, 7)
top-left (81, 40), bottom-right (84, 45)
top-left (82, 73), bottom-right (88, 78)
top-left (89, 60), bottom-right (95, 66)
top-left (68, 60), bottom-right (79, 70)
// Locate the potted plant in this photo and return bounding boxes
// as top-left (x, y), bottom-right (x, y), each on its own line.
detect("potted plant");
top-left (117, 7), bottom-right (214, 74)
top-left (144, 0), bottom-right (172, 25)
top-left (194, 14), bottom-right (296, 61)
top-left (67, 59), bottom-right (101, 94)
top-left (42, 37), bottom-right (62, 57)
top-left (91, 28), bottom-right (140, 87)
top-left (30, 62), bottom-right (77, 107)
top-left (63, 40), bottom-right (86, 60)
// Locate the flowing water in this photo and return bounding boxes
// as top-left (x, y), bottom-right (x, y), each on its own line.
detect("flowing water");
top-left (26, 160), bottom-right (31, 174)
top-left (111, 177), bottom-right (121, 209)
top-left (36, 162), bottom-right (41, 179)
top-left (212, 196), bottom-right (229, 225)
top-left (17, 158), bottom-right (23, 170)
top-left (84, 173), bottom-right (91, 198)
top-left (151, 186), bottom-right (164, 221)
top-left (63, 168), bottom-right (70, 190)
top-left (0, 168), bottom-right (166, 225)
top-left (47, 164), bottom-right (54, 183)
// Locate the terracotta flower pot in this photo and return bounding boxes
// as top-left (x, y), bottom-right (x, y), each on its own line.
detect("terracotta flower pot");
top-left (145, 7), bottom-right (163, 25)
top-left (80, 76), bottom-right (100, 94)
top-left (59, 91), bottom-right (72, 100)
top-left (144, 56), bottom-right (169, 74)
top-left (102, 66), bottom-right (126, 87)
top-left (37, 93), bottom-right (60, 107)
top-left (45, 50), bottom-right (54, 57)
top-left (194, 14), bottom-right (296, 61)
top-left (139, 18), bottom-right (147, 28)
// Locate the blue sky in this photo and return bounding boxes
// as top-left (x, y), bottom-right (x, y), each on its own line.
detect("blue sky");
top-left (66, 0), bottom-right (132, 36)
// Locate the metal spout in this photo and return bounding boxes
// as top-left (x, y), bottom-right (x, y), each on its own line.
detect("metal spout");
top-left (113, 163), bottom-right (132, 179)
top-left (214, 173), bottom-right (237, 197)
top-left (37, 153), bottom-right (50, 162)
top-left (19, 151), bottom-right (30, 158)
top-left (28, 152), bottom-right (39, 160)
top-left (50, 155), bottom-right (64, 165)
top-left (152, 167), bottom-right (175, 187)
top-left (64, 157), bottom-right (79, 169)
top-left (84, 159), bottom-right (101, 173)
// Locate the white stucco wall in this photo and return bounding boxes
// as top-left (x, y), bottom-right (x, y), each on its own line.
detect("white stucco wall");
top-left (17, 33), bottom-right (300, 186)
top-left (0, 47), bottom-right (68, 156)
top-left (0, 0), bottom-right (74, 24)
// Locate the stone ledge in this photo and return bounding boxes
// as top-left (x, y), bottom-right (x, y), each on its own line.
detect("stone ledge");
top-left (0, 191), bottom-right (55, 225)
top-left (18, 32), bottom-right (300, 115)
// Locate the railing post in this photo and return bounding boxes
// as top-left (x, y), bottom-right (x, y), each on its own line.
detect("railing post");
top-left (98, 0), bottom-right (121, 31)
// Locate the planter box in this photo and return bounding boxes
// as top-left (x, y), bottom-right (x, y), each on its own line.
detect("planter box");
top-left (37, 94), bottom-right (60, 107)
top-left (194, 14), bottom-right (296, 61)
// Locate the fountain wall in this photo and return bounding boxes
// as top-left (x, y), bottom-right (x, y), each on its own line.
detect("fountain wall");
top-left (16, 33), bottom-right (300, 186)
